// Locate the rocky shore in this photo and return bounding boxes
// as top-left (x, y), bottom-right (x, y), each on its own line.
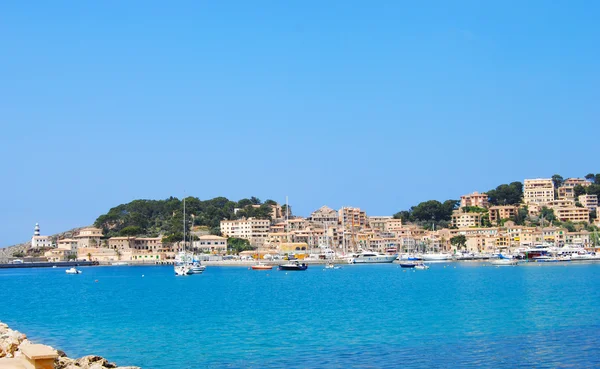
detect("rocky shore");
top-left (0, 322), bottom-right (140, 369)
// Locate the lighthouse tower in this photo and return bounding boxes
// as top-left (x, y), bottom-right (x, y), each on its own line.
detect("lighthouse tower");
top-left (31, 223), bottom-right (51, 248)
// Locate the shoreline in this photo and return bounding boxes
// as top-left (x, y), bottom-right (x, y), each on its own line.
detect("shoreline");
top-left (0, 322), bottom-right (140, 369)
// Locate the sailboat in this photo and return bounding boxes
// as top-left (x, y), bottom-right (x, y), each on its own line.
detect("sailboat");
top-left (278, 196), bottom-right (308, 271)
top-left (175, 197), bottom-right (193, 276)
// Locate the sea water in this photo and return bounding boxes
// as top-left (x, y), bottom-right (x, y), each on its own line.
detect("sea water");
top-left (1, 262), bottom-right (599, 368)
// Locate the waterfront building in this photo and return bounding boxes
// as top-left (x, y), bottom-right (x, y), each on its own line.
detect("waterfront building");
top-left (108, 237), bottom-right (134, 250)
top-left (339, 207), bottom-right (368, 229)
top-left (564, 230), bottom-right (591, 247)
top-left (578, 194), bottom-right (598, 212)
top-left (31, 223), bottom-right (53, 248)
top-left (488, 205), bottom-right (518, 225)
top-left (44, 248), bottom-right (75, 262)
top-left (309, 206), bottom-right (339, 228)
top-left (524, 178), bottom-right (555, 206)
top-left (192, 235), bottom-right (227, 254)
top-left (459, 192), bottom-right (489, 209)
top-left (220, 217), bottom-right (270, 247)
top-left (74, 227), bottom-right (103, 248)
top-left (451, 211), bottom-right (483, 228)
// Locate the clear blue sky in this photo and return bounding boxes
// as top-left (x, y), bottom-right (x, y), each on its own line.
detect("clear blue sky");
top-left (1, 1), bottom-right (598, 246)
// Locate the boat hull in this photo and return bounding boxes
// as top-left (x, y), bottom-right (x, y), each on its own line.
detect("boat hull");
top-left (278, 264), bottom-right (308, 271)
top-left (349, 256), bottom-right (397, 264)
top-left (251, 265), bottom-right (273, 270)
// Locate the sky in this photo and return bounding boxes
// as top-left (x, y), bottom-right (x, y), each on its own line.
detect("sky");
top-left (1, 1), bottom-right (599, 246)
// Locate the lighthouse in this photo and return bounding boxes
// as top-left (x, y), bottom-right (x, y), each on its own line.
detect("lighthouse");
top-left (31, 223), bottom-right (52, 248)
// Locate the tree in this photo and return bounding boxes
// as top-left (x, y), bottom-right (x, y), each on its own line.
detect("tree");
top-left (227, 237), bottom-right (254, 254)
top-left (250, 197), bottom-right (261, 205)
top-left (551, 174), bottom-right (564, 190)
top-left (591, 210), bottom-right (597, 220)
top-left (574, 185), bottom-right (587, 199)
top-left (540, 207), bottom-right (556, 223)
top-left (393, 210), bottom-right (411, 222)
top-left (562, 221), bottom-right (576, 232)
top-left (450, 235), bottom-right (467, 251)
top-left (12, 251), bottom-right (25, 258)
top-left (120, 226), bottom-right (142, 237)
top-left (585, 173), bottom-right (595, 181)
top-left (487, 182), bottom-right (523, 205)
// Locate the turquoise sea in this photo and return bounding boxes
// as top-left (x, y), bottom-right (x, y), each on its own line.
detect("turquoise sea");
top-left (1, 262), bottom-right (599, 368)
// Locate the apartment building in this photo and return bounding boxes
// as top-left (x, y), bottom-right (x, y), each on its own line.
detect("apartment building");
top-left (309, 206), bottom-right (339, 227)
top-left (220, 217), bottom-right (270, 247)
top-left (460, 191), bottom-right (489, 208)
top-left (192, 235), bottom-right (227, 254)
top-left (368, 216), bottom-right (393, 231)
top-left (554, 207), bottom-right (590, 223)
top-left (488, 206), bottom-right (518, 225)
top-left (558, 178), bottom-right (591, 200)
top-left (524, 178), bottom-right (555, 206)
top-left (384, 219), bottom-right (404, 233)
top-left (339, 207), bottom-right (368, 229)
top-left (451, 211), bottom-right (483, 228)
top-left (57, 238), bottom-right (78, 251)
top-left (108, 237), bottom-right (135, 250)
top-left (578, 194), bottom-right (598, 212)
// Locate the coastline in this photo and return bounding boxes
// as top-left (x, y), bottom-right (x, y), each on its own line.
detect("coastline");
top-left (0, 322), bottom-right (140, 369)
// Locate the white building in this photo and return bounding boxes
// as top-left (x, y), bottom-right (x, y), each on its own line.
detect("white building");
top-left (524, 178), bottom-right (555, 206)
top-left (31, 223), bottom-right (53, 248)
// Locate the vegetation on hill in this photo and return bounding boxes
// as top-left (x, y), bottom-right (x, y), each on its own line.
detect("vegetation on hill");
top-left (94, 196), bottom-right (278, 239)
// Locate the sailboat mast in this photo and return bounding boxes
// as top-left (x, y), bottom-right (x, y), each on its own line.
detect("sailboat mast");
top-left (183, 196), bottom-right (186, 252)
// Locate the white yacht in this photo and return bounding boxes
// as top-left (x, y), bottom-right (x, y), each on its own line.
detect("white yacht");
top-left (421, 253), bottom-right (452, 262)
top-left (347, 251), bottom-right (397, 264)
top-left (174, 265), bottom-right (192, 276)
top-left (65, 267), bottom-right (82, 274)
top-left (490, 258), bottom-right (518, 266)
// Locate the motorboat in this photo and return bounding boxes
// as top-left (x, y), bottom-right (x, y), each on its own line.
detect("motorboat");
top-left (189, 262), bottom-right (206, 274)
top-left (174, 265), bottom-right (192, 276)
top-left (414, 263), bottom-right (430, 270)
top-left (251, 263), bottom-right (273, 270)
top-left (111, 262), bottom-right (129, 266)
top-left (65, 267), bottom-right (82, 274)
top-left (454, 252), bottom-right (475, 260)
top-left (397, 254), bottom-right (422, 261)
top-left (490, 258), bottom-right (518, 266)
top-left (534, 255), bottom-right (571, 263)
top-left (399, 262), bottom-right (416, 268)
top-left (570, 252), bottom-right (600, 261)
top-left (347, 251), bottom-right (397, 264)
top-left (421, 253), bottom-right (452, 262)
top-left (278, 261), bottom-right (308, 271)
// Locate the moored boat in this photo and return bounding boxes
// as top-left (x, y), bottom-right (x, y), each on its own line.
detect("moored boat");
top-left (399, 262), bottom-right (416, 268)
top-left (414, 262), bottom-right (429, 270)
top-left (490, 258), bottom-right (518, 266)
top-left (421, 253), bottom-right (452, 262)
top-left (251, 263), bottom-right (273, 270)
top-left (278, 261), bottom-right (308, 271)
top-left (347, 251), bottom-right (397, 264)
top-left (65, 267), bottom-right (82, 274)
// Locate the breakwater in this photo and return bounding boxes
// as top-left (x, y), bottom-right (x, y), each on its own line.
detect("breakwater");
top-left (0, 261), bottom-right (97, 269)
top-left (0, 321), bottom-right (140, 368)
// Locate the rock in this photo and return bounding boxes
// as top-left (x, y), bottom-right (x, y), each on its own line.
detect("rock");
top-left (55, 356), bottom-right (78, 369)
top-left (57, 349), bottom-right (68, 357)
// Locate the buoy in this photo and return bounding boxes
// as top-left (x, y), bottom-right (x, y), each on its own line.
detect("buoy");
top-left (142, 275), bottom-right (145, 278)
top-left (95, 280), bottom-right (98, 283)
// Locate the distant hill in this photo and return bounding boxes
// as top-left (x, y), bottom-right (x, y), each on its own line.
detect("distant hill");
top-left (93, 196), bottom-right (278, 239)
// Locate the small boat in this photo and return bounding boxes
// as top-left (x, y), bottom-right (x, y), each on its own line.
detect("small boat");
top-left (111, 262), bottom-right (129, 266)
top-left (399, 262), bottom-right (416, 268)
top-left (490, 258), bottom-right (518, 266)
top-left (65, 267), bottom-right (82, 274)
top-left (414, 263), bottom-right (429, 270)
top-left (324, 262), bottom-right (340, 269)
top-left (174, 265), bottom-right (192, 276)
top-left (251, 263), bottom-right (273, 270)
top-left (278, 261), bottom-right (308, 271)
top-left (189, 262), bottom-right (206, 274)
